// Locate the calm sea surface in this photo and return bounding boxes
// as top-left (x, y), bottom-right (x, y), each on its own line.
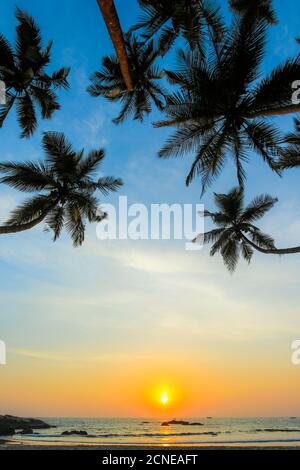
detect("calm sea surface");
top-left (9, 417), bottom-right (300, 446)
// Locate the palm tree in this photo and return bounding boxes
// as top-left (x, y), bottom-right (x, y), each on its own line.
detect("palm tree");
top-left (0, 8), bottom-right (70, 138)
top-left (132, 0), bottom-right (224, 55)
top-left (87, 34), bottom-right (167, 124)
top-left (0, 132), bottom-right (123, 245)
top-left (155, 11), bottom-right (300, 193)
top-left (96, 0), bottom-right (133, 91)
top-left (230, 0), bottom-right (277, 25)
top-left (197, 187), bottom-right (300, 272)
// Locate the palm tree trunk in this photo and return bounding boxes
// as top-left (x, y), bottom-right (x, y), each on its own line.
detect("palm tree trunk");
top-left (96, 0), bottom-right (133, 91)
top-left (0, 199), bottom-right (58, 235)
top-left (0, 213), bottom-right (46, 234)
top-left (242, 234), bottom-right (300, 255)
top-left (154, 104), bottom-right (300, 128)
top-left (153, 119), bottom-right (183, 128)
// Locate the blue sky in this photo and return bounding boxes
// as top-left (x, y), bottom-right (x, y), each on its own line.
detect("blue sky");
top-left (1, 0), bottom-right (300, 417)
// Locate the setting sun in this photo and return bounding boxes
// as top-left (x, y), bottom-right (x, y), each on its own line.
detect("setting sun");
top-left (161, 392), bottom-right (169, 405)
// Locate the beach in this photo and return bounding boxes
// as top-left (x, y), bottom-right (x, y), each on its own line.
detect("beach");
top-left (2, 417), bottom-right (300, 448)
top-left (1, 440), bottom-right (300, 450)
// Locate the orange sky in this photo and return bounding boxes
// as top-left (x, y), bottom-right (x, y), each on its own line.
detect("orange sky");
top-left (1, 348), bottom-right (300, 417)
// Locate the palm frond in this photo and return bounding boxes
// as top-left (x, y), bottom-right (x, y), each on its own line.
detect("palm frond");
top-left (0, 161), bottom-right (55, 192)
top-left (6, 194), bottom-right (52, 225)
top-left (65, 202), bottom-right (85, 247)
top-left (0, 34), bottom-right (15, 69)
top-left (46, 205), bottom-right (65, 241)
top-left (42, 131), bottom-right (75, 161)
top-left (230, 0), bottom-right (278, 25)
top-left (0, 93), bottom-right (15, 127)
top-left (251, 56), bottom-right (300, 112)
top-left (16, 94), bottom-right (37, 138)
top-left (242, 194), bottom-right (278, 222)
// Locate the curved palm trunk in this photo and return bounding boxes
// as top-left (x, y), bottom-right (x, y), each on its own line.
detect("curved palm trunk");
top-left (0, 212), bottom-right (47, 234)
top-left (245, 104), bottom-right (300, 119)
top-left (242, 234), bottom-right (300, 255)
top-left (0, 199), bottom-right (58, 235)
top-left (96, 0), bottom-right (133, 91)
top-left (154, 105), bottom-right (300, 128)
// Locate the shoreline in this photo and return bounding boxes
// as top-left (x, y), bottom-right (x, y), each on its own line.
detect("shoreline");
top-left (1, 440), bottom-right (300, 450)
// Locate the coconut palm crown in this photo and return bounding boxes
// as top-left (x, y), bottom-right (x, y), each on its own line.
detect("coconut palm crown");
top-left (198, 186), bottom-right (300, 272)
top-left (0, 132), bottom-right (123, 245)
top-left (197, 187), bottom-right (277, 272)
top-left (155, 11), bottom-right (300, 194)
top-left (132, 0), bottom-right (224, 56)
top-left (0, 8), bottom-right (70, 138)
top-left (87, 34), bottom-right (167, 124)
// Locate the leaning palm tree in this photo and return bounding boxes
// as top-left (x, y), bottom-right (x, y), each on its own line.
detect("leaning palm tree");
top-left (88, 34), bottom-right (167, 124)
top-left (230, 0), bottom-right (277, 25)
top-left (0, 132), bottom-right (123, 245)
top-left (196, 187), bottom-right (300, 272)
top-left (155, 11), bottom-right (300, 193)
top-left (132, 0), bottom-right (224, 55)
top-left (0, 8), bottom-right (70, 138)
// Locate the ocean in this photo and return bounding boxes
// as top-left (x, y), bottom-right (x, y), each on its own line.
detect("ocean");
top-left (9, 417), bottom-right (300, 446)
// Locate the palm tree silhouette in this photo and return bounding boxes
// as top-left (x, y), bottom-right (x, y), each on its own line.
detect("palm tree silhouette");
top-left (155, 11), bottom-right (300, 193)
top-left (197, 187), bottom-right (300, 272)
top-left (0, 132), bottom-right (123, 245)
top-left (88, 34), bottom-right (167, 124)
top-left (0, 8), bottom-right (70, 138)
top-left (132, 0), bottom-right (224, 56)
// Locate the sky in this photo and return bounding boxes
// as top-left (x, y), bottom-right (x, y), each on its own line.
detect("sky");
top-left (1, 0), bottom-right (300, 418)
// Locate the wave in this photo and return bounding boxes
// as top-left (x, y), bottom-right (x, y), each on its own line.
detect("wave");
top-left (21, 431), bottom-right (220, 439)
top-left (254, 429), bottom-right (300, 433)
top-left (17, 428), bottom-right (300, 439)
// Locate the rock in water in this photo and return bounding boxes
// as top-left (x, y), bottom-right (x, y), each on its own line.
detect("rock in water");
top-left (61, 430), bottom-right (88, 436)
top-left (0, 425), bottom-right (15, 436)
top-left (161, 419), bottom-right (203, 426)
top-left (20, 428), bottom-right (34, 435)
top-left (0, 415), bottom-right (52, 434)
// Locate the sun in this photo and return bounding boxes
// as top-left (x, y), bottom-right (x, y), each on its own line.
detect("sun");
top-left (161, 391), bottom-right (169, 406)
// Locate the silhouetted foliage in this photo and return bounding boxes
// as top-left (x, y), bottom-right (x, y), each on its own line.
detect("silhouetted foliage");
top-left (88, 34), bottom-right (167, 124)
top-left (155, 11), bottom-right (300, 193)
top-left (132, 0), bottom-right (224, 55)
top-left (0, 8), bottom-right (70, 138)
top-left (0, 132), bottom-right (123, 244)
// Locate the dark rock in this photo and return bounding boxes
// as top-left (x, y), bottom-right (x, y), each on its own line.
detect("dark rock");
top-left (61, 430), bottom-right (88, 436)
top-left (0, 425), bottom-right (15, 436)
top-left (20, 428), bottom-right (34, 435)
top-left (0, 415), bottom-right (52, 430)
top-left (161, 419), bottom-right (203, 426)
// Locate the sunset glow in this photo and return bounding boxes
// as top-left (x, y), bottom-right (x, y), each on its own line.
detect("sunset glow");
top-left (161, 392), bottom-right (169, 405)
